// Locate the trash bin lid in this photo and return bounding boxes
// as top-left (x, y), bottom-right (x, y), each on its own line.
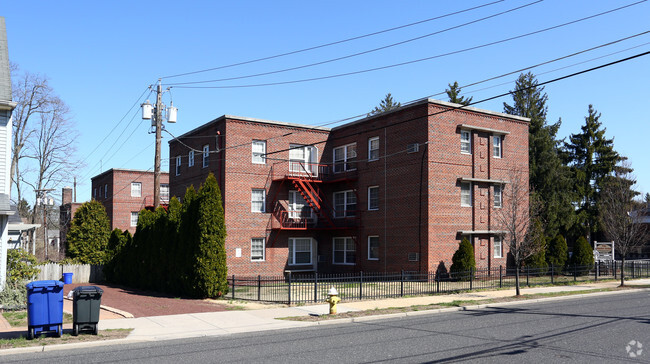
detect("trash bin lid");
top-left (73, 286), bottom-right (104, 295)
top-left (25, 280), bottom-right (64, 290)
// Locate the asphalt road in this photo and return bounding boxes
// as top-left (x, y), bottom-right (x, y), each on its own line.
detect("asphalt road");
top-left (3, 291), bottom-right (650, 363)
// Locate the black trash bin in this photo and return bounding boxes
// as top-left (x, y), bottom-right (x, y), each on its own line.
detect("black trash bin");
top-left (72, 286), bottom-right (103, 336)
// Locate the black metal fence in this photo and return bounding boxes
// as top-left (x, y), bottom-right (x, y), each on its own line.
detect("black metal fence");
top-left (227, 260), bottom-right (650, 305)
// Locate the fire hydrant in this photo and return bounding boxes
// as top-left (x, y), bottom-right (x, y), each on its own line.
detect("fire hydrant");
top-left (325, 287), bottom-right (341, 315)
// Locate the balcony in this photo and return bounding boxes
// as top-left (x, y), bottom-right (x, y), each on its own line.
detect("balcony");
top-left (272, 161), bottom-right (357, 183)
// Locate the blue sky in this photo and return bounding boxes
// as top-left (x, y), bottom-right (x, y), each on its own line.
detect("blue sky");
top-left (3, 0), bottom-right (650, 204)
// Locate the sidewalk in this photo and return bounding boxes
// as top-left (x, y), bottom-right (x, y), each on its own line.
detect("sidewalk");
top-left (2, 278), bottom-right (649, 354)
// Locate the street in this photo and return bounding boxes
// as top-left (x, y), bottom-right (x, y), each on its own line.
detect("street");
top-left (3, 291), bottom-right (649, 363)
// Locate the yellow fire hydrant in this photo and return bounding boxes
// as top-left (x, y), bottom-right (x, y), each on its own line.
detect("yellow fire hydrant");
top-left (325, 287), bottom-right (341, 315)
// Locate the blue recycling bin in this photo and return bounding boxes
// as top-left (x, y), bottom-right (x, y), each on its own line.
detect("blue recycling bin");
top-left (25, 280), bottom-right (64, 339)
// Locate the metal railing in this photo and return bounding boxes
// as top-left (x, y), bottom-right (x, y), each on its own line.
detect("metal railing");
top-left (227, 260), bottom-right (650, 305)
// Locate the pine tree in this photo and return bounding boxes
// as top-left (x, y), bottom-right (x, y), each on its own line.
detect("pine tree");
top-left (546, 234), bottom-right (568, 268)
top-left (450, 237), bottom-right (476, 280)
top-left (445, 81), bottom-right (473, 106)
top-left (503, 72), bottom-right (574, 238)
top-left (524, 219), bottom-right (548, 272)
top-left (66, 200), bottom-right (111, 264)
top-left (368, 93), bottom-right (401, 116)
top-left (563, 104), bottom-right (619, 243)
top-left (569, 236), bottom-right (594, 274)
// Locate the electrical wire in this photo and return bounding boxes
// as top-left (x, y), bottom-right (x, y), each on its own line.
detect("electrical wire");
top-left (161, 0), bottom-right (505, 79)
top-left (171, 1), bottom-right (647, 89)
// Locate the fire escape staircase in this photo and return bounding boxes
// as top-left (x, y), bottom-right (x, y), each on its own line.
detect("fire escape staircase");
top-left (291, 178), bottom-right (337, 229)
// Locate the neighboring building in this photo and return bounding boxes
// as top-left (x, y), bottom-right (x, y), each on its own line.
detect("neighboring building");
top-left (169, 99), bottom-right (529, 276)
top-left (59, 186), bottom-right (83, 252)
top-left (7, 205), bottom-right (39, 252)
top-left (0, 17), bottom-right (16, 290)
top-left (90, 169), bottom-right (169, 234)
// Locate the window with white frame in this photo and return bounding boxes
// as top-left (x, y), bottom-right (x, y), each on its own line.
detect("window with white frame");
top-left (334, 190), bottom-right (357, 218)
top-left (494, 236), bottom-right (503, 258)
top-left (161, 184), bottom-right (170, 202)
top-left (251, 238), bottom-right (265, 261)
top-left (202, 145), bottom-right (209, 168)
top-left (289, 144), bottom-right (318, 175)
top-left (252, 140), bottom-right (266, 164)
top-left (461, 130), bottom-right (471, 154)
top-left (494, 185), bottom-right (502, 208)
top-left (333, 237), bottom-right (356, 265)
top-left (493, 135), bottom-right (502, 158)
top-left (368, 186), bottom-right (379, 211)
top-left (461, 182), bottom-right (472, 207)
top-left (368, 236), bottom-right (379, 260)
top-left (130, 212), bottom-right (139, 227)
top-left (368, 137), bottom-right (379, 161)
top-left (188, 150), bottom-right (194, 167)
top-left (333, 143), bottom-right (357, 173)
top-left (131, 182), bottom-right (142, 197)
top-left (251, 189), bottom-right (266, 213)
top-left (288, 190), bottom-right (312, 219)
top-left (288, 237), bottom-right (312, 265)
top-left (104, 184), bottom-right (108, 199)
top-left (175, 155), bottom-right (181, 176)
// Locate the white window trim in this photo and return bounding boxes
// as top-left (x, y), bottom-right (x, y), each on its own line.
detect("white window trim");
top-left (289, 144), bottom-right (318, 175)
top-left (333, 143), bottom-right (357, 173)
top-left (161, 184), bottom-right (170, 202)
top-left (251, 189), bottom-right (266, 213)
top-left (251, 238), bottom-right (265, 261)
top-left (494, 185), bottom-right (502, 208)
top-left (104, 184), bottom-right (108, 199)
top-left (252, 140), bottom-right (266, 164)
top-left (368, 137), bottom-right (379, 161)
top-left (334, 190), bottom-right (357, 218)
top-left (175, 156), bottom-right (181, 176)
top-left (188, 150), bottom-right (194, 167)
top-left (202, 145), bottom-right (209, 168)
top-left (368, 186), bottom-right (379, 211)
top-left (461, 130), bottom-right (472, 154)
top-left (288, 237), bottom-right (313, 266)
top-left (493, 135), bottom-right (502, 158)
top-left (288, 190), bottom-right (313, 219)
top-left (461, 182), bottom-right (472, 207)
top-left (368, 235), bottom-right (379, 261)
top-left (130, 212), bottom-right (139, 227)
top-left (333, 237), bottom-right (356, 265)
top-left (131, 182), bottom-right (142, 198)
top-left (494, 236), bottom-right (503, 258)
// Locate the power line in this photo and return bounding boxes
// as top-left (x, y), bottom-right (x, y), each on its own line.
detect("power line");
top-left (167, 0), bottom-right (542, 85)
top-left (171, 1), bottom-right (647, 89)
top-left (161, 0), bottom-right (505, 79)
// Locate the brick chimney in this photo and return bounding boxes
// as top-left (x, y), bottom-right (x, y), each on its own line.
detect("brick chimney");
top-left (62, 186), bottom-right (73, 205)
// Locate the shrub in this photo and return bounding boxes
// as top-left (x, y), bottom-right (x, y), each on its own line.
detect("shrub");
top-left (450, 238), bottom-right (475, 280)
top-left (546, 234), bottom-right (568, 268)
top-left (66, 200), bottom-right (111, 264)
top-left (569, 236), bottom-right (594, 275)
top-left (1, 249), bottom-right (40, 309)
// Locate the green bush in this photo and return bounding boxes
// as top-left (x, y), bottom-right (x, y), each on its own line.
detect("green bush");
top-left (450, 238), bottom-right (476, 281)
top-left (569, 236), bottom-right (594, 275)
top-left (546, 234), bottom-right (568, 268)
top-left (66, 200), bottom-right (111, 264)
top-left (0, 280), bottom-right (28, 309)
top-left (6, 249), bottom-right (39, 284)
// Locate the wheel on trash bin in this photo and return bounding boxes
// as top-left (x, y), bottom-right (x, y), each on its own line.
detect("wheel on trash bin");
top-left (27, 327), bottom-right (34, 340)
top-left (73, 324), bottom-right (79, 336)
top-left (93, 324), bottom-right (98, 335)
top-left (56, 324), bottom-right (62, 337)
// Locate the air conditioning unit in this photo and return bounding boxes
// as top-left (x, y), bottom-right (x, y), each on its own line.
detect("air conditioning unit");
top-left (407, 143), bottom-right (419, 153)
top-left (408, 252), bottom-right (420, 262)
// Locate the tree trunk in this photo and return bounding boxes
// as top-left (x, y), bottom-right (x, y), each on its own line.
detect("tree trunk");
top-left (620, 258), bottom-right (626, 287)
top-left (515, 264), bottom-right (521, 296)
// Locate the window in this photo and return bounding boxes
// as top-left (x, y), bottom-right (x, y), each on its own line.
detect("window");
top-left (368, 236), bottom-right (379, 260)
top-left (461, 182), bottom-right (472, 207)
top-left (368, 137), bottom-right (379, 161)
top-left (461, 130), bottom-right (471, 154)
top-left (251, 189), bottom-right (266, 213)
top-left (493, 135), bottom-right (502, 158)
top-left (494, 185), bottom-right (502, 208)
top-left (288, 237), bottom-right (312, 265)
top-left (333, 143), bottom-right (357, 173)
top-left (130, 212), bottom-right (139, 227)
top-left (289, 144), bottom-right (318, 175)
top-left (131, 182), bottom-right (142, 197)
top-left (288, 190), bottom-right (312, 219)
top-left (334, 190), bottom-right (357, 218)
top-left (333, 237), bottom-right (356, 265)
top-left (188, 150), bottom-right (194, 167)
top-left (175, 155), bottom-right (181, 176)
top-left (202, 145), bottom-right (209, 168)
top-left (407, 143), bottom-right (419, 153)
top-left (368, 186), bottom-right (379, 211)
top-left (161, 184), bottom-right (170, 202)
top-left (252, 140), bottom-right (266, 164)
top-left (494, 236), bottom-right (503, 258)
top-left (251, 238), bottom-right (265, 261)
top-left (104, 184), bottom-right (108, 199)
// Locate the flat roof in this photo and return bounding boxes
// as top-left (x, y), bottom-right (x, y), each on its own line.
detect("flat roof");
top-left (91, 168), bottom-right (169, 180)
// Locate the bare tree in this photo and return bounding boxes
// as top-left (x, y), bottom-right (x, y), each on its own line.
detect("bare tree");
top-left (494, 168), bottom-right (544, 296)
top-left (599, 162), bottom-right (649, 286)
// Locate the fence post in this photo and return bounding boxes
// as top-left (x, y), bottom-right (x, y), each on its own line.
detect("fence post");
top-left (499, 266), bottom-right (503, 289)
top-left (551, 264), bottom-right (554, 284)
top-left (359, 271), bottom-right (363, 300)
top-left (594, 262), bottom-right (598, 281)
top-left (257, 275), bottom-right (261, 301)
top-left (526, 265), bottom-right (529, 287)
top-left (574, 263), bottom-right (577, 282)
top-left (231, 274), bottom-right (235, 300)
top-left (400, 270), bottom-right (404, 297)
top-left (436, 272), bottom-right (440, 294)
top-left (314, 271), bottom-right (318, 303)
top-left (287, 271), bottom-right (292, 306)
top-left (470, 268), bottom-right (473, 290)
top-left (614, 261), bottom-right (617, 280)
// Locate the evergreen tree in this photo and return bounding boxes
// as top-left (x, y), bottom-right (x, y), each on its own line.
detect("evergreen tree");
top-left (66, 200), bottom-right (111, 264)
top-left (503, 72), bottom-right (574, 238)
top-left (569, 236), bottom-right (594, 274)
top-left (368, 93), bottom-right (401, 116)
top-left (546, 234), bottom-right (568, 268)
top-left (166, 197), bottom-right (183, 294)
top-left (445, 81), bottom-right (473, 106)
top-left (179, 186), bottom-right (199, 294)
top-left (132, 208), bottom-right (155, 289)
top-left (450, 237), bottom-right (476, 280)
top-left (104, 228), bottom-right (130, 283)
top-left (524, 219), bottom-right (548, 272)
top-left (563, 104), bottom-right (619, 243)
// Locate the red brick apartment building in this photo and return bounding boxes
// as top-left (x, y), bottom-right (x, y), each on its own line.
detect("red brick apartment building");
top-left (169, 99), bottom-right (529, 276)
top-left (91, 169), bottom-right (169, 234)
